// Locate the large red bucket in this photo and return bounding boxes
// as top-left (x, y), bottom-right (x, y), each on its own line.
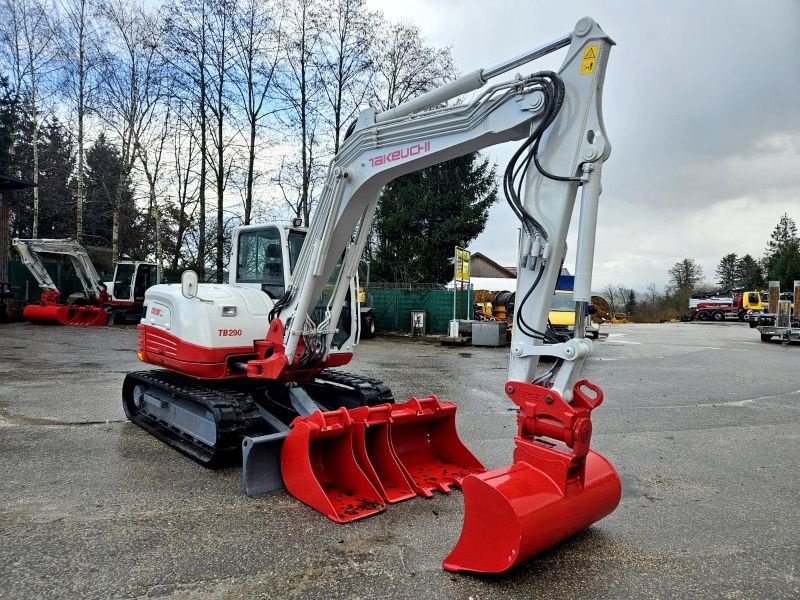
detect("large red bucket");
top-left (23, 303), bottom-right (64, 325)
top-left (349, 404), bottom-right (416, 504)
top-left (389, 397), bottom-right (485, 497)
top-left (443, 380), bottom-right (621, 574)
top-left (281, 408), bottom-right (385, 523)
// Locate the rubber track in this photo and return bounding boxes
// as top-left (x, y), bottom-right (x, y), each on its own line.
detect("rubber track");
top-left (316, 369), bottom-right (395, 405)
top-left (122, 370), bottom-right (267, 468)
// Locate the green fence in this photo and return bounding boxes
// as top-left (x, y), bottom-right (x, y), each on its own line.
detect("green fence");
top-left (371, 287), bottom-right (472, 334)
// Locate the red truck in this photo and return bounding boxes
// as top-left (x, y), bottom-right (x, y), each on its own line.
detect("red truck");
top-left (690, 290), bottom-right (766, 322)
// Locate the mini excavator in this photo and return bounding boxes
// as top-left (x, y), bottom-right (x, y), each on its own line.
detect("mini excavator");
top-left (14, 238), bottom-right (156, 325)
top-left (123, 17), bottom-right (622, 574)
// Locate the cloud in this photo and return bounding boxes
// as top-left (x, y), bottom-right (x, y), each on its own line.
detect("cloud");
top-left (368, 0), bottom-right (800, 289)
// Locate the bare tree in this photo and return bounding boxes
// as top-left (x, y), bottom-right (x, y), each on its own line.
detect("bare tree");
top-left (603, 284), bottom-right (629, 317)
top-left (95, 0), bottom-right (164, 261)
top-left (58, 0), bottom-right (100, 242)
top-left (134, 105), bottom-right (170, 280)
top-left (168, 101), bottom-right (200, 273)
top-left (275, 0), bottom-right (324, 226)
top-left (318, 0), bottom-right (378, 153)
top-left (0, 0), bottom-right (59, 237)
top-left (203, 0), bottom-right (236, 282)
top-left (370, 20), bottom-right (454, 111)
top-left (163, 0), bottom-right (211, 277)
top-left (231, 0), bottom-right (281, 226)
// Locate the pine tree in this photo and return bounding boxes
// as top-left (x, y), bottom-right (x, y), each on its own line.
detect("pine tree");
top-left (715, 253), bottom-right (738, 290)
top-left (764, 213), bottom-right (800, 291)
top-left (84, 134), bottom-right (143, 258)
top-left (37, 119), bottom-right (76, 237)
top-left (624, 289), bottom-right (637, 315)
top-left (735, 254), bottom-right (764, 289)
top-left (371, 153), bottom-right (497, 285)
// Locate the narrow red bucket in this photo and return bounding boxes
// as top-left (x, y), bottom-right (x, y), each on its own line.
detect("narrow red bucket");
top-left (349, 405), bottom-right (416, 503)
top-left (389, 397), bottom-right (485, 497)
top-left (281, 407), bottom-right (386, 523)
top-left (442, 380), bottom-right (621, 574)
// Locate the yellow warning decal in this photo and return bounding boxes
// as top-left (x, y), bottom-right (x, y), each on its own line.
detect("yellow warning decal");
top-left (580, 44), bottom-right (599, 75)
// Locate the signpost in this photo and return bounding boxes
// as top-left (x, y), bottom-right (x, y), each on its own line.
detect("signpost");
top-left (451, 247), bottom-right (471, 336)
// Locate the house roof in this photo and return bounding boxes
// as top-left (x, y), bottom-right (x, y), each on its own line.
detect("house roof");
top-left (470, 252), bottom-right (517, 278)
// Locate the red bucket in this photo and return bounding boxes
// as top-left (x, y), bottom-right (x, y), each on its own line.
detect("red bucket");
top-left (281, 408), bottom-right (385, 523)
top-left (349, 404), bottom-right (416, 504)
top-left (389, 397), bottom-right (485, 497)
top-left (23, 303), bottom-right (65, 325)
top-left (58, 305), bottom-right (108, 326)
top-left (23, 303), bottom-right (107, 326)
top-left (443, 380), bottom-right (621, 574)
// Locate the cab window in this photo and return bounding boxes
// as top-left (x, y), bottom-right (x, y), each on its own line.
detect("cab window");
top-left (237, 227), bottom-right (285, 297)
top-left (114, 263), bottom-right (135, 300)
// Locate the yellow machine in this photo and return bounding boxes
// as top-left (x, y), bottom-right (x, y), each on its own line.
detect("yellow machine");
top-left (548, 288), bottom-right (600, 340)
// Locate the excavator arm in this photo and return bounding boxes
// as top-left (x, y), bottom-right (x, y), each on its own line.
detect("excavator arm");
top-left (253, 17), bottom-right (613, 403)
top-left (12, 238), bottom-right (109, 302)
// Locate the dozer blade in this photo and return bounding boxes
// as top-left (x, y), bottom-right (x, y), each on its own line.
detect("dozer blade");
top-left (242, 387), bottom-right (321, 496)
top-left (443, 380), bottom-right (621, 574)
top-left (281, 407), bottom-right (385, 523)
top-left (242, 432), bottom-right (288, 495)
top-left (389, 397), bottom-right (485, 497)
top-left (349, 405), bottom-right (416, 503)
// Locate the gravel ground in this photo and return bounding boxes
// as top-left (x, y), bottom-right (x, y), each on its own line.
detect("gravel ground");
top-left (0, 321), bottom-right (798, 599)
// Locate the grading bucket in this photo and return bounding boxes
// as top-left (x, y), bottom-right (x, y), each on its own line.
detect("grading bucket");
top-left (389, 397), bottom-right (485, 497)
top-left (349, 404), bottom-right (416, 503)
top-left (443, 380), bottom-right (621, 574)
top-left (281, 407), bottom-right (385, 523)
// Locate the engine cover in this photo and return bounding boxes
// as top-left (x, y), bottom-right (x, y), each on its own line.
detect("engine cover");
top-left (137, 284), bottom-right (274, 379)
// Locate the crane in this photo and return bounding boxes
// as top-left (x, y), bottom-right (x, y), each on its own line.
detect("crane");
top-left (122, 17), bottom-right (621, 574)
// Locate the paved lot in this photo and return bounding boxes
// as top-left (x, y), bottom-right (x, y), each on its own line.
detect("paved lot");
top-left (0, 321), bottom-right (798, 599)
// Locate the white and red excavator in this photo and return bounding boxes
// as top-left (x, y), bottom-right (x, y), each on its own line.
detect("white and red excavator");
top-left (122, 17), bottom-right (622, 574)
top-left (13, 237), bottom-right (156, 326)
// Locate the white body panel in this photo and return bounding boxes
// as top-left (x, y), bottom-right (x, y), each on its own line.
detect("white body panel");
top-left (142, 284), bottom-right (273, 349)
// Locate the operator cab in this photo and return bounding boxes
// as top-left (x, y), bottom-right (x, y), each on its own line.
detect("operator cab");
top-left (230, 223), bottom-right (358, 348)
top-left (232, 224), bottom-right (304, 298)
top-left (113, 262), bottom-right (156, 303)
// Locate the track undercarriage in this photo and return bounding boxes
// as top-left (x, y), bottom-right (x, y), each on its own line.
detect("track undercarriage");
top-left (122, 369), bottom-right (395, 468)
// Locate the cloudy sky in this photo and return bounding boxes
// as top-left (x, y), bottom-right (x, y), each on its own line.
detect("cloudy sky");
top-left (367, 0), bottom-right (800, 291)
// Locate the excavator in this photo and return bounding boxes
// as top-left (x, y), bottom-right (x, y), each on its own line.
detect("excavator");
top-left (13, 238), bottom-right (157, 326)
top-left (122, 17), bottom-right (621, 574)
